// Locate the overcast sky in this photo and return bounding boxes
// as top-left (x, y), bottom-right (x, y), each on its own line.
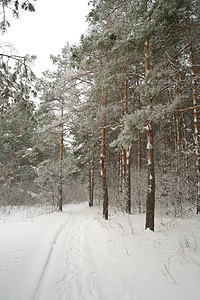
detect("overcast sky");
top-left (1, 0), bottom-right (90, 75)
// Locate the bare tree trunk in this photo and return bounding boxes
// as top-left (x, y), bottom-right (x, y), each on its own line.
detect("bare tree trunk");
top-left (89, 159), bottom-right (94, 207)
top-left (12, 123), bottom-right (18, 172)
top-left (160, 119), bottom-right (167, 197)
top-left (89, 161), bottom-right (92, 207)
top-left (144, 33), bottom-right (155, 231)
top-left (124, 79), bottom-right (132, 214)
top-left (169, 115), bottom-right (174, 168)
top-left (145, 117), bottom-right (155, 231)
top-left (121, 147), bottom-right (126, 193)
top-left (126, 146), bottom-right (131, 214)
top-left (176, 111), bottom-right (182, 214)
top-left (100, 95), bottom-right (109, 219)
top-left (58, 101), bottom-right (64, 211)
top-left (189, 43), bottom-right (200, 214)
top-left (182, 112), bottom-right (190, 201)
top-left (118, 146), bottom-right (126, 210)
top-left (137, 130), bottom-right (142, 213)
top-left (91, 158), bottom-right (95, 206)
top-left (175, 73), bottom-right (182, 213)
top-left (117, 152), bottom-right (120, 198)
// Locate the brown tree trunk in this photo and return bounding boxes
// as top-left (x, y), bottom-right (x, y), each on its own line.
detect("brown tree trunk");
top-left (175, 73), bottom-right (182, 213)
top-left (58, 102), bottom-right (64, 211)
top-left (160, 119), bottom-right (167, 197)
top-left (117, 152), bottom-right (120, 198)
top-left (121, 147), bottom-right (126, 193)
top-left (91, 158), bottom-right (95, 206)
top-left (144, 34), bottom-right (155, 231)
top-left (182, 112), bottom-right (190, 200)
top-left (176, 112), bottom-right (182, 214)
top-left (126, 146), bottom-right (131, 214)
top-left (119, 88), bottom-right (125, 208)
top-left (12, 123), bottom-right (18, 172)
top-left (100, 95), bottom-right (109, 219)
top-left (145, 117), bottom-right (155, 231)
top-left (124, 79), bottom-right (132, 214)
top-left (89, 159), bottom-right (94, 207)
top-left (89, 162), bottom-right (92, 207)
top-left (169, 116), bottom-right (174, 168)
top-left (189, 43), bottom-right (200, 214)
top-left (137, 130), bottom-right (142, 213)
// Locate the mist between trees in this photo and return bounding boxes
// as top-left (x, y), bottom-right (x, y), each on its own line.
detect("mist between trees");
top-left (0, 0), bottom-right (200, 231)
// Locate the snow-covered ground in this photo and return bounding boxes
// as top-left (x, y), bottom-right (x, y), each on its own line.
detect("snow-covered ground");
top-left (0, 203), bottom-right (200, 300)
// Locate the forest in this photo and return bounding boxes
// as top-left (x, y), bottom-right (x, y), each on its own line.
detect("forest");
top-left (0, 0), bottom-right (200, 232)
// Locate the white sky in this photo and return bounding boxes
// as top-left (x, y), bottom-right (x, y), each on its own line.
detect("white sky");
top-left (0, 0), bottom-right (90, 75)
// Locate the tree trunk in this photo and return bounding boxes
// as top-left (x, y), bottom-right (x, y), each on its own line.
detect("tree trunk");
top-left (144, 33), bottom-right (155, 231)
top-left (117, 152), bottom-right (120, 198)
top-left (118, 146), bottom-right (125, 210)
top-left (100, 95), bottom-right (108, 219)
top-left (124, 79), bottom-right (132, 214)
top-left (145, 117), bottom-right (155, 231)
top-left (126, 146), bottom-right (131, 214)
top-left (58, 103), bottom-right (64, 212)
top-left (89, 162), bottom-right (92, 207)
top-left (89, 159), bottom-right (94, 207)
top-left (182, 112), bottom-right (190, 201)
top-left (12, 123), bottom-right (18, 172)
top-left (137, 130), bottom-right (142, 213)
top-left (189, 43), bottom-right (200, 214)
top-left (175, 73), bottom-right (182, 213)
top-left (91, 158), bottom-right (95, 206)
top-left (160, 119), bottom-right (167, 197)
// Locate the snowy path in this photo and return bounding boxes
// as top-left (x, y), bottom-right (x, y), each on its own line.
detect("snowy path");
top-left (33, 207), bottom-right (101, 300)
top-left (0, 203), bottom-right (200, 300)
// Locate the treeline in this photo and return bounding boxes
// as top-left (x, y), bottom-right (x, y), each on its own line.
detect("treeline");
top-left (0, 0), bottom-right (199, 231)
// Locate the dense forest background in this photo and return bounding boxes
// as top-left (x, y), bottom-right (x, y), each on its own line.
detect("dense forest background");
top-left (0, 0), bottom-right (199, 231)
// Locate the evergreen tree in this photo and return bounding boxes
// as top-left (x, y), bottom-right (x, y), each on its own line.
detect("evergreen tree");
top-left (0, 0), bottom-right (36, 32)
top-left (36, 47), bottom-right (81, 210)
top-left (0, 91), bottom-right (38, 205)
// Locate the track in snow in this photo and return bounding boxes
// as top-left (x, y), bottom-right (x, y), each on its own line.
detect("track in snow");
top-left (32, 206), bottom-right (102, 300)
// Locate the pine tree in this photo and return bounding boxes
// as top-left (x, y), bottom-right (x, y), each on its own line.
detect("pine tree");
top-left (0, 0), bottom-right (36, 32)
top-left (36, 46), bottom-right (82, 210)
top-left (0, 91), bottom-right (38, 205)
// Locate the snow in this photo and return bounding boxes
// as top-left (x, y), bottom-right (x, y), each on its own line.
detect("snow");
top-left (147, 141), bottom-right (153, 150)
top-left (149, 174), bottom-right (153, 180)
top-left (0, 203), bottom-right (200, 300)
top-left (144, 124), bottom-right (150, 131)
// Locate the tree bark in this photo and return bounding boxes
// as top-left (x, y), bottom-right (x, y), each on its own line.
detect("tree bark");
top-left (160, 119), bottom-right (167, 197)
top-left (89, 159), bottom-right (94, 207)
top-left (144, 29), bottom-right (155, 231)
top-left (89, 162), bottom-right (92, 207)
top-left (12, 123), bottom-right (18, 172)
top-left (100, 95), bottom-right (109, 219)
top-left (124, 79), bottom-right (132, 214)
top-left (145, 117), bottom-right (155, 231)
top-left (189, 43), bottom-right (200, 214)
top-left (175, 73), bottom-right (182, 213)
top-left (58, 102), bottom-right (64, 212)
top-left (91, 158), bottom-right (94, 206)
top-left (137, 130), bottom-right (142, 213)
top-left (126, 146), bottom-right (131, 214)
top-left (182, 112), bottom-right (190, 201)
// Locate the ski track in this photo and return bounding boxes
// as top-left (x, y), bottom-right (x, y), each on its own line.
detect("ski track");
top-left (33, 208), bottom-right (102, 300)
top-left (32, 217), bottom-right (70, 300)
